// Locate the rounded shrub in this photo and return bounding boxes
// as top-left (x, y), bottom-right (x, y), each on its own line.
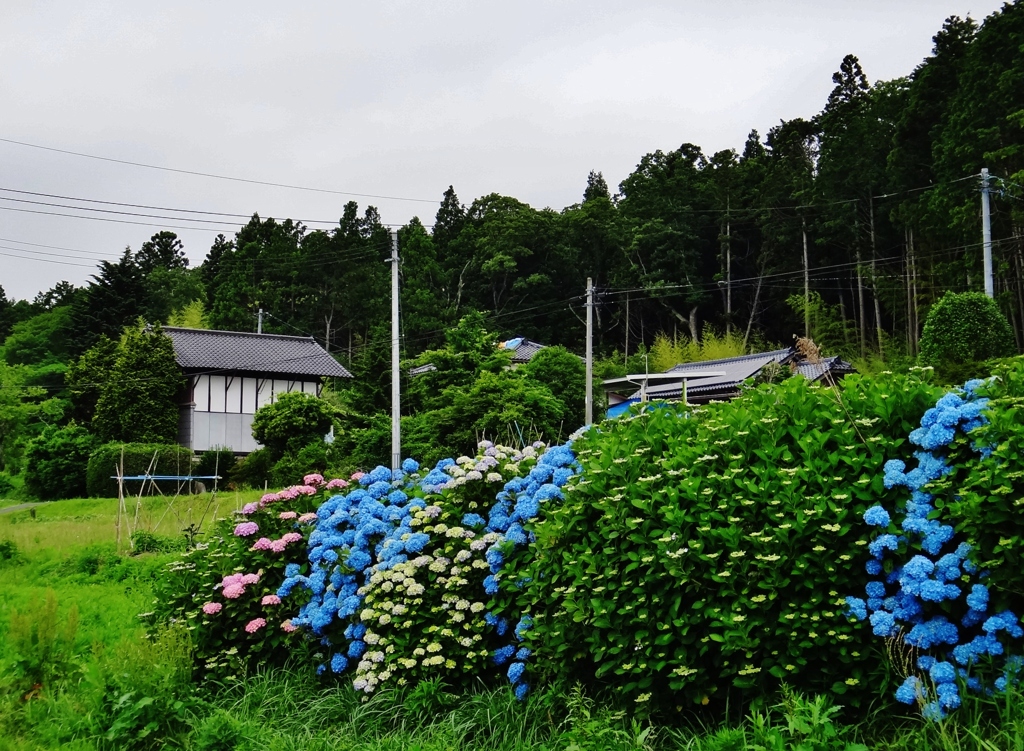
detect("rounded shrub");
top-left (24, 423), bottom-right (96, 500)
top-left (919, 291), bottom-right (1015, 370)
top-left (194, 446), bottom-right (237, 483)
top-left (251, 392), bottom-right (334, 460)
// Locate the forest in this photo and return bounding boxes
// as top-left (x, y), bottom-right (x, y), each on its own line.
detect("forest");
top-left (1, 6), bottom-right (1022, 487)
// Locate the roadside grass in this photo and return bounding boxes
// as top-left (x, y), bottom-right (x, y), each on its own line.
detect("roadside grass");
top-left (0, 488), bottom-right (264, 555)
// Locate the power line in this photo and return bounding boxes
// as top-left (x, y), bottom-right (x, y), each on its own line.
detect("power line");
top-left (0, 136), bottom-right (438, 204)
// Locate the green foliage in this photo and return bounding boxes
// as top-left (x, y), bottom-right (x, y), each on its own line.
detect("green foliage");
top-left (933, 357), bottom-right (1024, 616)
top-left (24, 423), bottom-right (96, 500)
top-left (85, 442), bottom-right (195, 498)
top-left (65, 333), bottom-right (118, 425)
top-left (786, 293), bottom-right (857, 359)
top-left (521, 346), bottom-right (587, 430)
top-left (251, 392), bottom-right (334, 461)
top-left (0, 471), bottom-right (15, 498)
top-left (2, 306), bottom-right (73, 366)
top-left (0, 361), bottom-right (49, 474)
top-left (166, 299), bottom-right (209, 329)
top-left (230, 447), bottom-right (274, 489)
top-left (92, 322), bottom-right (183, 444)
top-left (649, 326), bottom-right (750, 371)
top-left (5, 589), bottom-right (79, 696)
top-left (496, 370), bottom-right (942, 709)
top-left (195, 446), bottom-right (237, 481)
top-left (129, 531), bottom-right (184, 555)
top-left (191, 708), bottom-right (255, 751)
top-left (919, 292), bottom-right (1015, 372)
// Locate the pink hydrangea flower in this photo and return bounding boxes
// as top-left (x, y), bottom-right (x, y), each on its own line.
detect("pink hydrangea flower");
top-left (325, 478), bottom-right (349, 490)
top-left (281, 532), bottom-right (303, 544)
top-left (298, 513), bottom-right (318, 524)
top-left (221, 573), bottom-right (245, 587)
top-left (296, 485), bottom-right (317, 496)
top-left (242, 573), bottom-right (260, 585)
top-left (241, 502), bottom-right (259, 515)
top-left (223, 584), bottom-right (245, 599)
top-left (350, 471), bottom-right (366, 481)
top-left (260, 493), bottom-right (279, 505)
top-left (303, 473), bottom-right (324, 486)
top-left (202, 601), bottom-right (222, 615)
top-left (270, 539), bottom-right (288, 553)
top-left (251, 537), bottom-right (273, 551)
top-left (261, 594), bottom-right (281, 606)
top-left (279, 511), bottom-right (298, 520)
top-left (234, 521), bottom-right (259, 537)
top-left (245, 618), bottom-right (267, 633)
top-left (281, 620), bottom-right (297, 633)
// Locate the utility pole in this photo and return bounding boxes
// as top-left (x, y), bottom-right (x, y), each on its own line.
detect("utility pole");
top-left (982, 168), bottom-right (994, 298)
top-left (585, 277), bottom-right (594, 425)
top-left (257, 308), bottom-right (263, 334)
top-left (389, 230), bottom-right (401, 470)
top-left (802, 217), bottom-right (810, 338)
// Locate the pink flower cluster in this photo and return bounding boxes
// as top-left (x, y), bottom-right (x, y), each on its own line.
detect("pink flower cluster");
top-left (221, 571), bottom-right (260, 599)
top-left (250, 532), bottom-right (303, 554)
top-left (245, 617), bottom-right (267, 634)
top-left (325, 478), bottom-right (349, 490)
top-left (298, 512), bottom-right (318, 524)
top-left (281, 620), bottom-right (297, 633)
top-left (350, 471), bottom-right (366, 481)
top-left (234, 521), bottom-right (259, 537)
top-left (240, 502), bottom-right (259, 515)
top-left (303, 473), bottom-right (324, 486)
top-left (202, 601), bottom-right (222, 615)
top-left (279, 511), bottom-right (298, 520)
top-left (261, 594), bottom-right (281, 606)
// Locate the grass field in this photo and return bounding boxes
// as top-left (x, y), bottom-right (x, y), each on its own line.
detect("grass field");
top-left (2, 495), bottom-right (1024, 750)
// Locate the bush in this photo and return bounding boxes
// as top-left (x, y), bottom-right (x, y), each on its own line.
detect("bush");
top-left (86, 442), bottom-right (195, 498)
top-left (24, 422), bottom-right (96, 500)
top-left (251, 392), bottom-right (334, 460)
top-left (194, 446), bottom-right (237, 483)
top-left (230, 447), bottom-right (274, 489)
top-left (491, 371), bottom-right (942, 710)
top-left (919, 291), bottom-right (1016, 372)
top-left (147, 473), bottom-right (350, 676)
top-left (0, 470), bottom-right (15, 497)
top-left (5, 589), bottom-right (80, 696)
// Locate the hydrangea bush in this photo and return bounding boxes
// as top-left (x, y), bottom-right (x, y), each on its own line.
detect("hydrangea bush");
top-left (278, 442), bottom-right (551, 694)
top-left (488, 371), bottom-right (943, 710)
top-left (852, 358), bottom-right (1024, 719)
top-left (147, 474), bottom-right (350, 675)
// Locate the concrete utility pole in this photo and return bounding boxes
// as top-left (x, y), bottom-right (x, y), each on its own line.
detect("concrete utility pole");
top-left (390, 230), bottom-right (401, 470)
top-left (981, 168), bottom-right (994, 298)
top-left (585, 277), bottom-right (594, 425)
top-left (257, 308), bottom-right (263, 334)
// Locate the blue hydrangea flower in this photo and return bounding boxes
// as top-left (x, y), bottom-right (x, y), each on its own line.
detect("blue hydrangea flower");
top-left (863, 506), bottom-right (891, 527)
top-left (507, 662), bottom-right (525, 683)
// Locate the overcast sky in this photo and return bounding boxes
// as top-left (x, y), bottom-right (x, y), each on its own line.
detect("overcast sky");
top-left (0, 0), bottom-right (1007, 301)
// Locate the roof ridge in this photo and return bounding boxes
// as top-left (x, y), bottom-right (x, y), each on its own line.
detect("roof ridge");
top-left (163, 327), bottom-right (315, 342)
top-left (668, 348), bottom-right (792, 370)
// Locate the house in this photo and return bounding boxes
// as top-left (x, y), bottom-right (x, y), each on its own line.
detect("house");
top-left (164, 327), bottom-right (352, 454)
top-left (604, 347), bottom-right (854, 417)
top-left (498, 337), bottom-right (549, 366)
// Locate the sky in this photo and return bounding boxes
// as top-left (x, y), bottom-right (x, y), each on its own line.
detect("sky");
top-left (0, 0), bottom-right (1008, 301)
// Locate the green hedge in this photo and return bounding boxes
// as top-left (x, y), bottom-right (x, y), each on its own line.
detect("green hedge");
top-left (86, 443), bottom-right (196, 498)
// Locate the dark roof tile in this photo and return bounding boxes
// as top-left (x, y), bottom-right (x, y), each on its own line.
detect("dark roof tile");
top-left (163, 327), bottom-right (352, 378)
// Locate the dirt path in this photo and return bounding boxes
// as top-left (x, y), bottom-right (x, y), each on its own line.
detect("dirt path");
top-left (0, 502), bottom-right (47, 515)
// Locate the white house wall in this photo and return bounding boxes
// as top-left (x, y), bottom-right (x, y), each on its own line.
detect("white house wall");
top-left (185, 375), bottom-right (321, 454)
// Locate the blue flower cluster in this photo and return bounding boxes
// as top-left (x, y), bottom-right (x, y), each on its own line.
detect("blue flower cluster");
top-left (848, 379), bottom-right (1023, 718)
top-left (484, 441), bottom-right (580, 699)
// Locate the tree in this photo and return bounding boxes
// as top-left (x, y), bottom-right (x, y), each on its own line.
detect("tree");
top-left (92, 323), bottom-right (183, 443)
top-left (135, 231), bottom-right (187, 276)
top-left (2, 306), bottom-right (74, 366)
top-left (583, 170), bottom-right (610, 202)
top-left (250, 391), bottom-right (334, 460)
top-left (68, 249), bottom-right (145, 355)
top-left (521, 346), bottom-right (587, 430)
top-left (65, 335), bottom-right (119, 425)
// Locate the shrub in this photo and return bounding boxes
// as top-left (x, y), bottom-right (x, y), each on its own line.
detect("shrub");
top-left (919, 291), bottom-right (1015, 371)
top-left (24, 422), bottom-right (96, 500)
top-left (270, 441), bottom-right (329, 488)
top-left (86, 442), bottom-right (195, 498)
top-left (490, 371), bottom-right (942, 710)
top-left (852, 357), bottom-right (1024, 718)
top-left (278, 444), bottom-right (548, 694)
top-left (0, 470), bottom-right (15, 497)
top-left (194, 446), bottom-right (236, 485)
top-left (251, 392), bottom-right (334, 460)
top-left (230, 447), bottom-right (274, 489)
top-left (146, 473), bottom-right (348, 676)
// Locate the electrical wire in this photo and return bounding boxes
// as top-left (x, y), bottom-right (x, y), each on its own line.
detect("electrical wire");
top-left (0, 136), bottom-right (438, 204)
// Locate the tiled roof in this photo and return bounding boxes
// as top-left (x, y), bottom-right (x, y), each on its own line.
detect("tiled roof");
top-left (500, 337), bottom-right (548, 363)
top-left (163, 327), bottom-right (352, 378)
